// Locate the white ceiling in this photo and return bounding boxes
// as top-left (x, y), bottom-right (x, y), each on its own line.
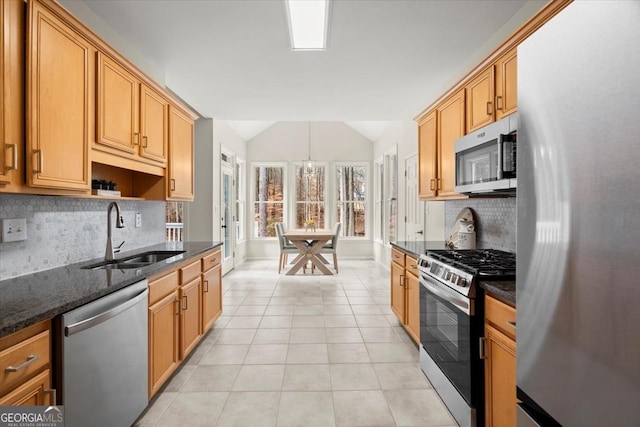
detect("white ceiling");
top-left (76, 0), bottom-right (545, 140)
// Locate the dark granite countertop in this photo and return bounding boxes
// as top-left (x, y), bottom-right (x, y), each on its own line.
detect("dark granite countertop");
top-left (480, 281), bottom-right (516, 307)
top-left (391, 241), bottom-right (446, 258)
top-left (0, 241), bottom-right (222, 338)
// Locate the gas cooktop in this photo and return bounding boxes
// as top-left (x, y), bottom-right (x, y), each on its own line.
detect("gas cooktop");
top-left (425, 249), bottom-right (516, 278)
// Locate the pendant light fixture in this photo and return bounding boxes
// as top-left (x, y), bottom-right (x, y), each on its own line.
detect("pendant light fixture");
top-left (303, 121), bottom-right (316, 176)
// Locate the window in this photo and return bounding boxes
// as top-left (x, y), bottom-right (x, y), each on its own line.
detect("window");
top-left (165, 202), bottom-right (183, 242)
top-left (236, 159), bottom-right (246, 242)
top-left (294, 164), bottom-right (326, 229)
top-left (385, 150), bottom-right (398, 244)
top-left (253, 164), bottom-right (285, 238)
top-left (374, 159), bottom-right (384, 243)
top-left (336, 164), bottom-right (367, 238)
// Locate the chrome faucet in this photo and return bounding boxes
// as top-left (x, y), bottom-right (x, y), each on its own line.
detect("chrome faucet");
top-left (105, 201), bottom-right (125, 261)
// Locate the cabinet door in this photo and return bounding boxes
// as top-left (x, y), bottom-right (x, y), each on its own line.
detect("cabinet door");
top-left (27, 1), bottom-right (90, 190)
top-left (1, 0), bottom-right (23, 185)
top-left (466, 67), bottom-right (495, 133)
top-left (148, 290), bottom-right (179, 398)
top-left (495, 48), bottom-right (517, 120)
top-left (390, 262), bottom-right (405, 322)
top-left (485, 324), bottom-right (517, 427)
top-left (168, 106), bottom-right (194, 200)
top-left (202, 263), bottom-right (222, 332)
top-left (437, 89), bottom-right (465, 198)
top-left (418, 111), bottom-right (437, 199)
top-left (404, 272), bottom-right (420, 344)
top-left (179, 277), bottom-right (202, 359)
top-left (96, 52), bottom-right (138, 154)
top-left (140, 84), bottom-right (168, 164)
top-left (0, 370), bottom-right (51, 406)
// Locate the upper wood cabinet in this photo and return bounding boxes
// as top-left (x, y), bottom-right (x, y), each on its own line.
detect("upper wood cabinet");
top-left (27, 0), bottom-right (91, 191)
top-left (0, 0), bottom-right (23, 186)
top-left (418, 111), bottom-right (437, 199)
top-left (436, 88), bottom-right (465, 199)
top-left (96, 52), bottom-right (168, 167)
top-left (494, 47), bottom-right (518, 120)
top-left (168, 105), bottom-right (194, 201)
top-left (465, 67), bottom-right (495, 133)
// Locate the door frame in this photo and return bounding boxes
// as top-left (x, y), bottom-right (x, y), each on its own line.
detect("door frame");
top-left (221, 148), bottom-right (235, 275)
top-left (404, 152), bottom-right (425, 242)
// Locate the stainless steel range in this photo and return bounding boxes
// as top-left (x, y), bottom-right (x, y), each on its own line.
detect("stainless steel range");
top-left (417, 249), bottom-right (515, 427)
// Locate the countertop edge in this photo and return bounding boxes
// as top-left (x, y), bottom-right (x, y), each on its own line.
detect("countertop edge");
top-left (480, 280), bottom-right (516, 307)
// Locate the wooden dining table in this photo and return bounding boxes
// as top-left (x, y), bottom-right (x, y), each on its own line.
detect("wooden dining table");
top-left (282, 228), bottom-right (335, 275)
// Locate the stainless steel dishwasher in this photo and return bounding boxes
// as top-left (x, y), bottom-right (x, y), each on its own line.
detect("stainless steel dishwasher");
top-left (56, 279), bottom-right (148, 427)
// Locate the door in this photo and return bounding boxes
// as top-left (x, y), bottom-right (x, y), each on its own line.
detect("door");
top-left (221, 164), bottom-right (235, 274)
top-left (405, 154), bottom-right (424, 242)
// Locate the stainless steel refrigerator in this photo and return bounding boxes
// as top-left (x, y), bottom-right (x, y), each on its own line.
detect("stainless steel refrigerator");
top-left (516, 1), bottom-right (640, 426)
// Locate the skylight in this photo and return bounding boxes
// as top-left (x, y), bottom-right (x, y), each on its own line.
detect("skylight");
top-left (285, 0), bottom-right (330, 51)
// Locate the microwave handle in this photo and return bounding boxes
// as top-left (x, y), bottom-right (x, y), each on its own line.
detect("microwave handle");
top-left (497, 136), bottom-right (504, 180)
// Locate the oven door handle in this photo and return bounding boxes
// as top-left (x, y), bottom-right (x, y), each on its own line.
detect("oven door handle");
top-left (420, 275), bottom-right (473, 316)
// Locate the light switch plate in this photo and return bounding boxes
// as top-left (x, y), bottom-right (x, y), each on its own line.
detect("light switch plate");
top-left (135, 213), bottom-right (142, 228)
top-left (1, 218), bottom-right (27, 242)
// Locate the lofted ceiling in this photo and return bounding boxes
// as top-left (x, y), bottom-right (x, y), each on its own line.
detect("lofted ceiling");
top-left (69, 0), bottom-right (546, 140)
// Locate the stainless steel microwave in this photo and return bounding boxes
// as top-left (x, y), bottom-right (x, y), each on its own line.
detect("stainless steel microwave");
top-left (455, 113), bottom-right (518, 195)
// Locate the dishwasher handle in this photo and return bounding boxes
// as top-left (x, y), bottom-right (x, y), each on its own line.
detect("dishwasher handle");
top-left (65, 287), bottom-right (149, 337)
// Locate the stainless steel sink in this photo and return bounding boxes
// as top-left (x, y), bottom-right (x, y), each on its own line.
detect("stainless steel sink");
top-left (83, 250), bottom-right (186, 270)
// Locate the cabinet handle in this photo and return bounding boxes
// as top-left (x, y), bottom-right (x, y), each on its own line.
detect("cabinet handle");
top-left (134, 133), bottom-right (140, 145)
top-left (33, 150), bottom-right (43, 174)
top-left (479, 337), bottom-right (486, 359)
top-left (171, 179), bottom-right (176, 191)
top-left (399, 274), bottom-right (404, 287)
top-left (496, 95), bottom-right (503, 111)
top-left (5, 354), bottom-right (39, 372)
top-left (437, 178), bottom-right (442, 190)
top-left (506, 321), bottom-right (517, 330)
top-left (429, 179), bottom-right (435, 191)
top-left (142, 136), bottom-right (148, 148)
top-left (182, 295), bottom-right (188, 311)
top-left (204, 280), bottom-right (209, 292)
top-left (5, 143), bottom-right (17, 171)
top-left (486, 101), bottom-right (492, 116)
top-left (175, 299), bottom-right (180, 315)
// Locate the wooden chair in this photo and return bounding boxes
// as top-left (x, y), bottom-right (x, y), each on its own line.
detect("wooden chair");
top-left (318, 222), bottom-right (342, 273)
top-left (275, 222), bottom-right (297, 273)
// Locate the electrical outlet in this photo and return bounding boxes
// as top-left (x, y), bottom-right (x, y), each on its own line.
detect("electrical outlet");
top-left (1, 218), bottom-right (27, 242)
top-left (135, 213), bottom-right (142, 228)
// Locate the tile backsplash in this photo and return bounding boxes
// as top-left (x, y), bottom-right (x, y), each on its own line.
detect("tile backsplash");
top-left (445, 198), bottom-right (516, 252)
top-left (0, 195), bottom-right (165, 280)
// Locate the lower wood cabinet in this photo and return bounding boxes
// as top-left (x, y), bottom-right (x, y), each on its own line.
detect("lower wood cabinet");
top-left (147, 248), bottom-right (222, 398)
top-left (390, 248), bottom-right (420, 344)
top-left (0, 320), bottom-right (52, 406)
top-left (484, 295), bottom-right (517, 427)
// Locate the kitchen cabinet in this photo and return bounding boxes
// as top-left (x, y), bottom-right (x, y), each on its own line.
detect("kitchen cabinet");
top-left (148, 272), bottom-right (180, 398)
top-left (494, 47), bottom-right (518, 120)
top-left (389, 248), bottom-right (420, 344)
top-left (96, 52), bottom-right (168, 168)
top-left (0, 320), bottom-right (52, 406)
top-left (465, 67), bottom-right (495, 133)
top-left (417, 111), bottom-right (437, 199)
top-left (201, 249), bottom-right (222, 332)
top-left (168, 105), bottom-right (194, 201)
top-left (483, 295), bottom-right (517, 427)
top-left (0, 0), bottom-right (23, 187)
top-left (179, 260), bottom-right (202, 359)
top-left (27, 0), bottom-right (91, 191)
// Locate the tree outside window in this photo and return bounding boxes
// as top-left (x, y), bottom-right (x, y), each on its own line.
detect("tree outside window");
top-left (294, 165), bottom-right (325, 229)
top-left (336, 165), bottom-right (367, 237)
top-left (253, 165), bottom-right (285, 237)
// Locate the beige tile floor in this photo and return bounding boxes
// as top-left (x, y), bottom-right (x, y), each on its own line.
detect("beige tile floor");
top-left (135, 259), bottom-right (458, 427)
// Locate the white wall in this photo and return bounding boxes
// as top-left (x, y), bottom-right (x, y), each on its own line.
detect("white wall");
top-left (372, 121), bottom-right (445, 266)
top-left (246, 121), bottom-right (374, 260)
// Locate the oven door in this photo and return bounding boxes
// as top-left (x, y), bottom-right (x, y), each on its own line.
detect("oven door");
top-left (419, 271), bottom-right (476, 405)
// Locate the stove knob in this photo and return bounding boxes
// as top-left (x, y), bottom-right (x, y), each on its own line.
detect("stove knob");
top-left (459, 277), bottom-right (467, 287)
top-left (440, 269), bottom-right (449, 280)
top-left (450, 274), bottom-right (458, 285)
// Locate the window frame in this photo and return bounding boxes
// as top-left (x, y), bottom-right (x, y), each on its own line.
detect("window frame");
top-left (290, 161), bottom-right (328, 231)
top-left (373, 157), bottom-right (384, 244)
top-left (251, 162), bottom-right (288, 240)
top-left (235, 158), bottom-right (246, 243)
top-left (333, 162), bottom-right (369, 240)
top-left (383, 147), bottom-right (398, 246)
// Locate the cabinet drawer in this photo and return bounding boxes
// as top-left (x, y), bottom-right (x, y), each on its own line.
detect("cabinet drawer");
top-left (180, 259), bottom-right (201, 284)
top-left (391, 248), bottom-right (405, 267)
top-left (0, 330), bottom-right (50, 396)
top-left (202, 249), bottom-right (221, 272)
top-left (485, 295), bottom-right (516, 341)
top-left (406, 255), bottom-right (419, 276)
top-left (148, 271), bottom-right (179, 305)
